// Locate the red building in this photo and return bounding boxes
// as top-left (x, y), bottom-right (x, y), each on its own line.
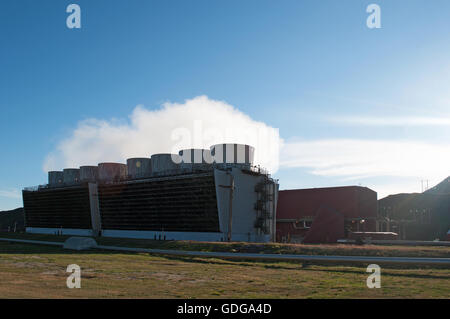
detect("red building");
top-left (276, 186), bottom-right (378, 243)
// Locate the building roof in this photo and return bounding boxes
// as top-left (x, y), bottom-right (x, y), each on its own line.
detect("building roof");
top-left (279, 185), bottom-right (376, 194)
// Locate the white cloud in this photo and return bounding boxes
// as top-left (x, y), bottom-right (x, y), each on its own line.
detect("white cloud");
top-left (43, 96), bottom-right (281, 173)
top-left (280, 139), bottom-right (450, 198)
top-left (280, 139), bottom-right (450, 196)
top-left (43, 96), bottom-right (450, 198)
top-left (0, 189), bottom-right (21, 199)
top-left (329, 116), bottom-right (450, 126)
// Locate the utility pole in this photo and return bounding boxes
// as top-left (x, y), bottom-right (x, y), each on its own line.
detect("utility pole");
top-left (421, 179), bottom-right (429, 192)
top-left (219, 174), bottom-right (235, 242)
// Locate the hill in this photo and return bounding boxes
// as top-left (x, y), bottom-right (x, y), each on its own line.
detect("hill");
top-left (425, 176), bottom-right (450, 195)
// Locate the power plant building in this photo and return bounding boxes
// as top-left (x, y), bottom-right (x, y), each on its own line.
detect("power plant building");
top-left (276, 186), bottom-right (378, 243)
top-left (378, 177), bottom-right (450, 241)
top-left (27, 144), bottom-right (428, 244)
top-left (23, 144), bottom-right (278, 242)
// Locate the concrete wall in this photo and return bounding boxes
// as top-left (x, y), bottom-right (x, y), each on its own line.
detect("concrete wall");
top-left (102, 230), bottom-right (225, 241)
top-left (102, 230), bottom-right (270, 242)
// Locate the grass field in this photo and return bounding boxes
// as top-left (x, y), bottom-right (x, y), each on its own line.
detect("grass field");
top-left (0, 240), bottom-right (449, 298)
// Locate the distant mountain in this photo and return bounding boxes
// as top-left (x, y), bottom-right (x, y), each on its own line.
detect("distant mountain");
top-left (0, 208), bottom-right (25, 232)
top-left (425, 177), bottom-right (450, 195)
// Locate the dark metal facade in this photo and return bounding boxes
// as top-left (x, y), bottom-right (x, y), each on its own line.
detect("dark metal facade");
top-left (378, 193), bottom-right (450, 240)
top-left (98, 173), bottom-right (220, 232)
top-left (23, 185), bottom-right (92, 229)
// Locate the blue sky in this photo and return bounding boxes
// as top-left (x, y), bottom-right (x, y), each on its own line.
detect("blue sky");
top-left (1, 0), bottom-right (450, 210)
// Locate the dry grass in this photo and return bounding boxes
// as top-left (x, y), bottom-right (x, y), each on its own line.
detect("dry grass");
top-left (0, 242), bottom-right (449, 299)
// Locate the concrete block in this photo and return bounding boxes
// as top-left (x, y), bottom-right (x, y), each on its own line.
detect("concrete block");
top-left (63, 237), bottom-right (98, 250)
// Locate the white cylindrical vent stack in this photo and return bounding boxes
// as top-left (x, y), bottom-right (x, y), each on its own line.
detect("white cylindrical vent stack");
top-left (127, 158), bottom-right (152, 179)
top-left (98, 163), bottom-right (128, 181)
top-left (63, 168), bottom-right (80, 184)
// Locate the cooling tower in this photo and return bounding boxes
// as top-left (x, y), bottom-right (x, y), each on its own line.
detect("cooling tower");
top-left (98, 163), bottom-right (128, 181)
top-left (151, 154), bottom-right (181, 175)
top-left (80, 166), bottom-right (99, 182)
top-left (209, 144), bottom-right (255, 167)
top-left (127, 158), bottom-right (152, 179)
top-left (63, 168), bottom-right (80, 184)
top-left (48, 171), bottom-right (64, 186)
top-left (178, 149), bottom-right (213, 171)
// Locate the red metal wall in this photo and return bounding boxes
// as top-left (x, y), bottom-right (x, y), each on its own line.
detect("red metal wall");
top-left (302, 206), bottom-right (345, 244)
top-left (276, 186), bottom-right (377, 242)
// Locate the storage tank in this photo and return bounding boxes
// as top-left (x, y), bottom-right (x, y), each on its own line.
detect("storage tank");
top-left (127, 158), bottom-right (152, 179)
top-left (151, 154), bottom-right (181, 175)
top-left (178, 149), bottom-right (213, 171)
top-left (80, 166), bottom-right (99, 182)
top-left (63, 168), bottom-right (80, 184)
top-left (98, 163), bottom-right (128, 181)
top-left (210, 144), bottom-right (255, 167)
top-left (48, 171), bottom-right (64, 186)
